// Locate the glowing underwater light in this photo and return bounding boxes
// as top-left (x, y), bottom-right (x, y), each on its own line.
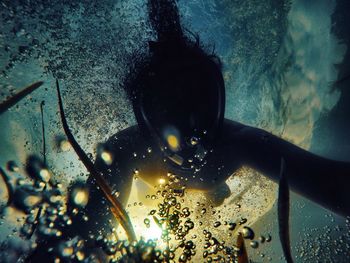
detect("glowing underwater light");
top-left (140, 219), bottom-right (163, 241)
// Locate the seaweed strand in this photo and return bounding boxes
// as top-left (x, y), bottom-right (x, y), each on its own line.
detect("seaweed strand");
top-left (0, 81), bottom-right (44, 114)
top-left (55, 79), bottom-right (136, 241)
top-left (278, 157), bottom-right (294, 263)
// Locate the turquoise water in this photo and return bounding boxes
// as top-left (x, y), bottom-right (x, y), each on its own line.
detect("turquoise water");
top-left (0, 0), bottom-right (349, 262)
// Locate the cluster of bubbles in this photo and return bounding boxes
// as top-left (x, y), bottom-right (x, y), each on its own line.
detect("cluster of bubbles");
top-left (195, 207), bottom-right (272, 262)
top-left (0, 138), bottom-right (273, 262)
top-left (142, 173), bottom-right (197, 262)
top-left (129, 171), bottom-right (274, 263)
top-left (0, 152), bottom-right (93, 262)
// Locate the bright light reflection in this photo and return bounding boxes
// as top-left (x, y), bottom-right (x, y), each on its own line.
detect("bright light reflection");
top-left (140, 220), bottom-right (162, 241)
top-left (101, 151), bottom-right (113, 165)
top-left (115, 178), bottom-right (171, 251)
top-left (167, 134), bottom-right (179, 150)
top-left (116, 216), bottom-right (166, 249)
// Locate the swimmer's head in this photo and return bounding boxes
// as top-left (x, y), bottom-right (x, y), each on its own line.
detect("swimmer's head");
top-left (126, 38), bottom-right (225, 168)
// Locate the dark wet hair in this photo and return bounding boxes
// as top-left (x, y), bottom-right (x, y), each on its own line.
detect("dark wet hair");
top-left (126, 35), bottom-right (223, 98)
top-left (124, 0), bottom-right (225, 146)
top-left (126, 36), bottom-right (225, 140)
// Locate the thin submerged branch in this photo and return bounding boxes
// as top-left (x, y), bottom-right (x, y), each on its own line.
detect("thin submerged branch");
top-left (278, 158), bottom-right (294, 263)
top-left (55, 79), bottom-right (136, 241)
top-left (0, 81), bottom-right (44, 114)
top-left (236, 233), bottom-right (248, 263)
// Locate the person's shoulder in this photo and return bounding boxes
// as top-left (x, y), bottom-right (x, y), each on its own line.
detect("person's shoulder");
top-left (105, 125), bottom-right (143, 151)
top-left (222, 119), bottom-right (246, 132)
top-left (107, 125), bottom-right (141, 141)
top-left (222, 119), bottom-right (253, 139)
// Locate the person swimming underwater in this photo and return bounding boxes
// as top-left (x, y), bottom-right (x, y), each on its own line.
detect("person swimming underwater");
top-left (25, 1), bottom-right (350, 262)
top-left (65, 0), bottom-right (350, 242)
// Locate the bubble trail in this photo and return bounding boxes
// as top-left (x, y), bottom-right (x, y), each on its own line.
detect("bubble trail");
top-left (0, 81), bottom-right (44, 114)
top-left (55, 79), bottom-right (136, 242)
top-left (278, 157), bottom-right (294, 263)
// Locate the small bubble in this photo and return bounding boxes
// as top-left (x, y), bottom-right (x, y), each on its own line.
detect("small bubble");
top-left (149, 210), bottom-right (156, 215)
top-left (185, 220), bottom-right (194, 230)
top-left (250, 240), bottom-right (259, 248)
top-left (182, 207), bottom-right (190, 217)
top-left (214, 221), bottom-right (221, 228)
top-left (239, 218), bottom-right (247, 225)
top-left (190, 136), bottom-right (199, 146)
top-left (265, 234), bottom-right (272, 242)
top-left (228, 222), bottom-right (236, 231)
top-left (112, 190), bottom-right (120, 198)
top-left (259, 235), bottom-right (266, 243)
top-left (144, 218), bottom-right (150, 226)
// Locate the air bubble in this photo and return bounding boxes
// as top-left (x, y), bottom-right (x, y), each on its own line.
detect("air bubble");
top-left (241, 226), bottom-right (255, 240)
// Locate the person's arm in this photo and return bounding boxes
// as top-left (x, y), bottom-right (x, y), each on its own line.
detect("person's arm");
top-left (229, 122), bottom-right (350, 217)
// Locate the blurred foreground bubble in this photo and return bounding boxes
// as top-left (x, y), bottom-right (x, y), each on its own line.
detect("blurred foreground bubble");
top-left (97, 143), bottom-right (114, 166)
top-left (68, 182), bottom-right (89, 208)
top-left (6, 161), bottom-right (19, 172)
top-left (25, 155), bottom-right (51, 183)
top-left (13, 185), bottom-right (42, 213)
top-left (55, 135), bottom-right (71, 152)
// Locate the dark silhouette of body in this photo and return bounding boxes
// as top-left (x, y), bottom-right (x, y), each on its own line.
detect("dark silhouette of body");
top-left (25, 1), bottom-right (350, 262)
top-left (76, 0), bottom-right (350, 240)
